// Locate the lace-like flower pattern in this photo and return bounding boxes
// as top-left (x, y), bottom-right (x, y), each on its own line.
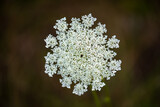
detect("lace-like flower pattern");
top-left (44, 13), bottom-right (122, 96)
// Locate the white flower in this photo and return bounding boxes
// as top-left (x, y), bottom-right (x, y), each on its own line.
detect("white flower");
top-left (73, 83), bottom-right (87, 96)
top-left (70, 18), bottom-right (82, 30)
top-left (45, 64), bottom-right (57, 77)
top-left (81, 13), bottom-right (97, 28)
top-left (53, 17), bottom-right (68, 32)
top-left (60, 77), bottom-right (72, 88)
top-left (44, 52), bottom-right (57, 64)
top-left (108, 59), bottom-right (122, 71)
top-left (95, 23), bottom-right (107, 35)
top-left (44, 34), bottom-right (57, 48)
top-left (44, 13), bottom-right (122, 96)
top-left (107, 35), bottom-right (120, 48)
top-left (92, 80), bottom-right (105, 91)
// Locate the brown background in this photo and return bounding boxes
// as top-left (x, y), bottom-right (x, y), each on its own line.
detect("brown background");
top-left (0, 0), bottom-right (160, 107)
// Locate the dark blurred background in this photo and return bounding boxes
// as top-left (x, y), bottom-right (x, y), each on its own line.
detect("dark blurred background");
top-left (0, 0), bottom-right (160, 107)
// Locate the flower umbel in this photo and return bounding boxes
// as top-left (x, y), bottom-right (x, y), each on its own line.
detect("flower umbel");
top-left (44, 13), bottom-right (122, 96)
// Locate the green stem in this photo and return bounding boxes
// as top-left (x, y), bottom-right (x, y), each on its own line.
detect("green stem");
top-left (104, 85), bottom-right (112, 107)
top-left (92, 91), bottom-right (101, 107)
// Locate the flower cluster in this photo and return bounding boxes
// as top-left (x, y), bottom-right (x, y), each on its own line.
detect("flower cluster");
top-left (44, 13), bottom-right (122, 96)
